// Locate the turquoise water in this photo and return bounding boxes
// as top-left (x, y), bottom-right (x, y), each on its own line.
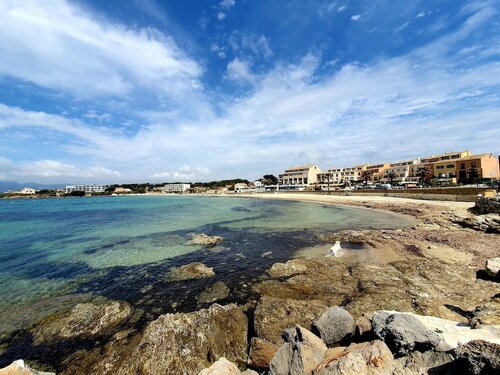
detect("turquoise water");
top-left (0, 195), bottom-right (410, 343)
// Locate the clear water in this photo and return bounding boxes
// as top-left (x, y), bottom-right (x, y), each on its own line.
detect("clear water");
top-left (0, 195), bottom-right (411, 342)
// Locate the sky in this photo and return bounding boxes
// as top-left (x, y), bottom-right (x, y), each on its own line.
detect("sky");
top-left (0, 0), bottom-right (499, 183)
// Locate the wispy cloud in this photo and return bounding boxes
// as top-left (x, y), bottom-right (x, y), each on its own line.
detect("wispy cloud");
top-left (351, 14), bottom-right (361, 21)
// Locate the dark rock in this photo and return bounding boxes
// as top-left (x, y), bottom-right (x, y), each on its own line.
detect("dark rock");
top-left (392, 350), bottom-right (455, 375)
top-left (455, 340), bottom-right (500, 375)
top-left (312, 306), bottom-right (356, 346)
top-left (197, 281), bottom-right (230, 303)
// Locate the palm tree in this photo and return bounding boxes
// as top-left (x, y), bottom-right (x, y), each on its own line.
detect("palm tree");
top-left (385, 171), bottom-right (397, 186)
top-left (361, 170), bottom-right (373, 187)
top-left (416, 166), bottom-right (432, 186)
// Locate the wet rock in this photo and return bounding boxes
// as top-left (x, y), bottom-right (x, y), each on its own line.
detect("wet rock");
top-left (372, 311), bottom-right (441, 356)
top-left (254, 296), bottom-right (327, 345)
top-left (314, 340), bottom-right (393, 375)
top-left (455, 340), bottom-right (500, 375)
top-left (32, 298), bottom-right (132, 344)
top-left (485, 257), bottom-right (500, 280)
top-left (469, 296), bottom-right (500, 328)
top-left (392, 350), bottom-right (455, 375)
top-left (312, 306), bottom-right (356, 346)
top-left (0, 360), bottom-right (55, 375)
top-left (455, 214), bottom-right (500, 234)
top-left (168, 262), bottom-right (215, 281)
top-left (269, 325), bottom-right (327, 375)
top-left (248, 337), bottom-right (279, 370)
top-left (198, 357), bottom-right (241, 375)
top-left (267, 259), bottom-right (308, 278)
top-left (187, 233), bottom-right (223, 247)
top-left (197, 281), bottom-right (230, 303)
top-left (109, 303), bottom-right (248, 374)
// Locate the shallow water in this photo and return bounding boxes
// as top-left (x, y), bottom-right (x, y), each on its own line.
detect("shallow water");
top-left (0, 195), bottom-right (411, 369)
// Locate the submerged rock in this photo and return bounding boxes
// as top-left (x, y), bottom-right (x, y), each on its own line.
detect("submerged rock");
top-left (0, 359), bottom-right (55, 375)
top-left (168, 262), bottom-right (215, 281)
top-left (267, 259), bottom-right (308, 278)
top-left (312, 306), bottom-right (356, 346)
top-left (32, 298), bottom-right (132, 344)
top-left (455, 340), bottom-right (500, 375)
top-left (269, 325), bottom-right (327, 375)
top-left (314, 340), bottom-right (393, 375)
top-left (197, 281), bottom-right (230, 303)
top-left (187, 233), bottom-right (223, 247)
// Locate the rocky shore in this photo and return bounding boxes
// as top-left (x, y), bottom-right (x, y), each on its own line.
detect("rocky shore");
top-left (1, 194), bottom-right (499, 374)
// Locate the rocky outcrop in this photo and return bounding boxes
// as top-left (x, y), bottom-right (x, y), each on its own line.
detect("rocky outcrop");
top-left (484, 257), bottom-right (500, 280)
top-left (269, 325), bottom-right (327, 375)
top-left (187, 233), bottom-right (223, 247)
top-left (392, 350), bottom-right (455, 375)
top-left (197, 281), bottom-right (230, 303)
top-left (94, 303), bottom-right (249, 375)
top-left (168, 262), bottom-right (215, 281)
top-left (475, 196), bottom-right (500, 214)
top-left (314, 340), bottom-right (393, 375)
top-left (312, 307), bottom-right (356, 346)
top-left (469, 296), bottom-right (500, 328)
top-left (455, 340), bottom-right (500, 375)
top-left (254, 296), bottom-right (327, 345)
top-left (372, 312), bottom-right (442, 356)
top-left (31, 299), bottom-right (132, 344)
top-left (0, 360), bottom-right (55, 375)
top-left (454, 214), bottom-right (500, 233)
top-left (248, 338), bottom-right (279, 370)
top-left (267, 260), bottom-right (308, 278)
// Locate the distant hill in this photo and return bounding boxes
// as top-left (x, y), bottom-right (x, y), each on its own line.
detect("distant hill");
top-left (0, 181), bottom-right (65, 192)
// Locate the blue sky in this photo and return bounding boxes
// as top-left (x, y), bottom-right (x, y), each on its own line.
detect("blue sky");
top-left (0, 0), bottom-right (499, 183)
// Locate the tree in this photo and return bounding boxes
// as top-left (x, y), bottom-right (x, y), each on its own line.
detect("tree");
top-left (361, 170), bottom-right (373, 186)
top-left (468, 167), bottom-right (479, 184)
top-left (385, 171), bottom-right (397, 186)
top-left (262, 174), bottom-right (278, 185)
top-left (416, 166), bottom-right (432, 186)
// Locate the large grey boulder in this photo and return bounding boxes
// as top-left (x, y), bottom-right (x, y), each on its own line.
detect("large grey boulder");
top-left (312, 306), bottom-right (356, 346)
top-left (269, 325), bottom-right (327, 375)
top-left (314, 340), bottom-right (393, 375)
top-left (455, 340), bottom-right (500, 375)
top-left (372, 312), bottom-right (441, 356)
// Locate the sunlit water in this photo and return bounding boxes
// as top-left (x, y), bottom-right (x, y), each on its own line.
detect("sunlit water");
top-left (0, 195), bottom-right (412, 359)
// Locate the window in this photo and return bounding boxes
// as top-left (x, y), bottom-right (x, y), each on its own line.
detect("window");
top-left (446, 164), bottom-right (454, 168)
top-left (460, 163), bottom-right (465, 169)
top-left (436, 165), bottom-right (445, 169)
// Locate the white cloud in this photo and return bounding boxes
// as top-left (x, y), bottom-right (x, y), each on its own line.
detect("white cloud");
top-left (0, 0), bottom-right (202, 103)
top-left (228, 32), bottom-right (273, 58)
top-left (351, 14), bottom-right (361, 21)
top-left (217, 11), bottom-right (226, 20)
top-left (338, 5), bottom-right (346, 12)
top-left (226, 58), bottom-right (255, 81)
top-left (219, 0), bottom-right (236, 10)
top-left (416, 11), bottom-right (425, 18)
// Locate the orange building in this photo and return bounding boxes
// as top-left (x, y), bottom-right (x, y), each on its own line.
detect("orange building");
top-left (456, 153), bottom-right (499, 183)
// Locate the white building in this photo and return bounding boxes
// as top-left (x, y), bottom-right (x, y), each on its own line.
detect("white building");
top-left (19, 187), bottom-right (36, 195)
top-left (383, 159), bottom-right (419, 183)
top-left (278, 165), bottom-right (321, 186)
top-left (65, 184), bottom-right (109, 194)
top-left (162, 183), bottom-right (191, 193)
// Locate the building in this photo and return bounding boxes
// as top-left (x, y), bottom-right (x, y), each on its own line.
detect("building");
top-left (65, 184), bottom-right (108, 194)
top-left (317, 168), bottom-right (345, 186)
top-left (408, 162), bottom-right (434, 183)
top-left (420, 151), bottom-right (471, 164)
top-left (234, 182), bottom-right (249, 193)
top-left (162, 183), bottom-right (191, 193)
top-left (456, 153), bottom-right (500, 183)
top-left (114, 187), bottom-right (132, 194)
top-left (383, 159), bottom-right (419, 183)
top-left (343, 165), bottom-right (367, 185)
top-left (19, 187), bottom-right (36, 195)
top-left (278, 165), bottom-right (321, 186)
top-left (364, 163), bottom-right (390, 183)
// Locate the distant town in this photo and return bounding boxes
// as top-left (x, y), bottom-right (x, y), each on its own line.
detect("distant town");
top-left (2, 150), bottom-right (499, 198)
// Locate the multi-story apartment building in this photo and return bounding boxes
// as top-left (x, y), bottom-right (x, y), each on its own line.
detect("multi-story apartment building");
top-left (162, 183), bottom-right (191, 193)
top-left (365, 163), bottom-right (390, 183)
top-left (343, 165), bottom-right (368, 185)
top-left (65, 184), bottom-right (109, 194)
top-left (420, 151), bottom-right (471, 163)
top-left (408, 162), bottom-right (434, 183)
top-left (456, 153), bottom-right (500, 183)
top-left (317, 168), bottom-right (344, 186)
top-left (383, 159), bottom-right (419, 183)
top-left (279, 165), bottom-right (321, 186)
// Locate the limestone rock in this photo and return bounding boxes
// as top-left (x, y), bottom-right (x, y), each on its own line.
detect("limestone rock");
top-left (254, 296), bottom-right (327, 345)
top-left (312, 306), bottom-right (356, 346)
top-left (0, 360), bottom-right (55, 375)
top-left (372, 312), bottom-right (441, 356)
top-left (248, 337), bottom-right (279, 370)
top-left (455, 340), bottom-right (500, 375)
top-left (110, 303), bottom-right (248, 374)
top-left (314, 340), bottom-right (393, 375)
top-left (356, 314), bottom-right (373, 337)
top-left (269, 325), bottom-right (327, 375)
top-left (267, 259), bottom-right (308, 278)
top-left (32, 299), bottom-right (131, 344)
top-left (485, 257), bottom-right (500, 279)
top-left (187, 233), bottom-right (223, 247)
top-left (168, 262), bottom-right (215, 281)
top-left (392, 350), bottom-right (455, 375)
top-left (198, 357), bottom-right (241, 375)
top-left (469, 296), bottom-right (500, 328)
top-left (197, 281), bottom-right (230, 303)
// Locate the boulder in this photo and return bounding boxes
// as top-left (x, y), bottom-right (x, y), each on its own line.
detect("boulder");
top-left (314, 340), bottom-right (393, 375)
top-left (197, 281), bottom-right (230, 303)
top-left (356, 314), bottom-right (373, 337)
top-left (198, 357), bottom-right (241, 375)
top-left (32, 299), bottom-right (132, 344)
top-left (111, 304), bottom-right (248, 374)
top-left (254, 296), bottom-right (327, 345)
top-left (269, 325), bottom-right (327, 375)
top-left (267, 259), bottom-right (308, 278)
top-left (312, 306), bottom-right (356, 346)
top-left (455, 340), bottom-right (500, 375)
top-left (485, 258), bottom-right (500, 279)
top-left (168, 262), bottom-right (215, 281)
top-left (469, 296), bottom-right (500, 328)
top-left (248, 337), bottom-right (279, 370)
top-left (372, 312), bottom-right (441, 356)
top-left (0, 360), bottom-right (55, 375)
top-left (187, 233), bottom-right (223, 247)
top-left (392, 350), bottom-right (455, 375)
